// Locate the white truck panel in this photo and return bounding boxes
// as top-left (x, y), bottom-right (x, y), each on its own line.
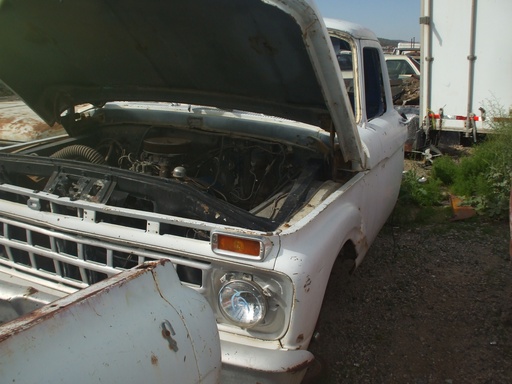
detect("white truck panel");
top-left (420, 0), bottom-right (512, 133)
top-left (0, 260), bottom-right (221, 384)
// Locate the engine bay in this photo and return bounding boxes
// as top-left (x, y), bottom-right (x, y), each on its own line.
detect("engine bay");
top-left (0, 116), bottom-right (334, 231)
top-left (110, 132), bottom-right (299, 212)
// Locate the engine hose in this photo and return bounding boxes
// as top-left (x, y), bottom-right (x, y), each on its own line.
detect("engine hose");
top-left (50, 145), bottom-right (106, 164)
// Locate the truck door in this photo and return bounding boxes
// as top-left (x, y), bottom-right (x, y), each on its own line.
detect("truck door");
top-left (359, 40), bottom-right (405, 168)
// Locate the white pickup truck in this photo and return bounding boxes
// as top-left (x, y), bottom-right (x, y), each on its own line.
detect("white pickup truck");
top-left (0, 1), bottom-right (406, 383)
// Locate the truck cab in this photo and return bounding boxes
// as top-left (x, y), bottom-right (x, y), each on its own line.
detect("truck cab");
top-left (0, 1), bottom-right (406, 383)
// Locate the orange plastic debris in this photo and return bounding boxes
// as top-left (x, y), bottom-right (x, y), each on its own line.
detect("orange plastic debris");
top-left (449, 195), bottom-right (476, 221)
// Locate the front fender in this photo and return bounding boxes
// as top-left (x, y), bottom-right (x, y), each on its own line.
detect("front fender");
top-left (274, 200), bottom-right (365, 350)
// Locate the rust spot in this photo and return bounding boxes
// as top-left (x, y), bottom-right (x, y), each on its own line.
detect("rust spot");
top-left (286, 357), bottom-right (314, 373)
top-left (200, 203), bottom-right (209, 214)
top-left (296, 334), bottom-right (304, 343)
top-left (0, 116), bottom-right (15, 125)
top-left (24, 286), bottom-right (39, 296)
top-left (29, 121), bottom-right (53, 133)
top-left (161, 320), bottom-right (179, 352)
top-left (136, 259), bottom-right (167, 269)
top-left (151, 353), bottom-right (158, 366)
top-left (0, 115), bottom-right (64, 140)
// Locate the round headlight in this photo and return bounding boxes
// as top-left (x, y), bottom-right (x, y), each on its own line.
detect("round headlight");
top-left (218, 279), bottom-right (267, 328)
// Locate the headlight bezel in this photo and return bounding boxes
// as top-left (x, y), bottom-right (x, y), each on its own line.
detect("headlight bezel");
top-left (211, 269), bottom-right (293, 340)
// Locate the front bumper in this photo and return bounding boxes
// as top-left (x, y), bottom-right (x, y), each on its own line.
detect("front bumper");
top-left (220, 340), bottom-right (314, 384)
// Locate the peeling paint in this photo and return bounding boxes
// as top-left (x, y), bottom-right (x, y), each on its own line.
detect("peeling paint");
top-left (0, 101), bottom-right (65, 142)
top-left (303, 276), bottom-right (311, 293)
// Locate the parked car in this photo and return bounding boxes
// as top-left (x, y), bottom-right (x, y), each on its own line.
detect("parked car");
top-left (385, 54), bottom-right (421, 80)
top-left (385, 54), bottom-right (421, 109)
top-left (0, 1), bottom-right (406, 383)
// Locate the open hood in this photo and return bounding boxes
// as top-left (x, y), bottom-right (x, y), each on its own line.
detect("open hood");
top-left (0, 0), bottom-right (364, 166)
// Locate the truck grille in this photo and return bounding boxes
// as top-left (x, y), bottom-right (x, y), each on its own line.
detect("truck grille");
top-left (0, 216), bottom-right (210, 291)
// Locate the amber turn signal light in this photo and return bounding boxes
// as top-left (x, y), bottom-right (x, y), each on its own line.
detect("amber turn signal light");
top-left (215, 234), bottom-right (261, 256)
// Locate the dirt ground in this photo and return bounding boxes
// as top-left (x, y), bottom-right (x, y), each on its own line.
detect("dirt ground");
top-left (305, 203), bottom-right (511, 383)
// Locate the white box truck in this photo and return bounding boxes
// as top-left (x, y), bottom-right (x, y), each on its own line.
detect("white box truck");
top-left (419, 0), bottom-right (512, 147)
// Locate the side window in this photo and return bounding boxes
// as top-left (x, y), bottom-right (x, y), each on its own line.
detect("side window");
top-left (330, 36), bottom-right (355, 113)
top-left (402, 62), bottom-right (417, 75)
top-left (363, 47), bottom-right (386, 119)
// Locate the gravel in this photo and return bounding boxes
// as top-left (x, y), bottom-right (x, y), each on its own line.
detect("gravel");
top-left (305, 218), bottom-right (512, 383)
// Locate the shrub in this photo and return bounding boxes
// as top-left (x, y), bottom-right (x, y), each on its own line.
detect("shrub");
top-left (431, 156), bottom-right (457, 185)
top-left (444, 109), bottom-right (512, 218)
top-left (397, 105), bottom-right (512, 220)
top-left (399, 170), bottom-right (443, 207)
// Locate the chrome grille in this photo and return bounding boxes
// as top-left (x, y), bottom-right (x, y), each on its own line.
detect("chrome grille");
top-left (0, 216), bottom-right (210, 291)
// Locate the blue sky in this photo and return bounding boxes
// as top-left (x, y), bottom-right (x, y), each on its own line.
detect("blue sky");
top-left (314, 0), bottom-right (420, 41)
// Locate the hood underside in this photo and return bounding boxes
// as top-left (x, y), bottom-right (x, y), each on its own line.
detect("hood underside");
top-left (0, 0), bottom-right (364, 166)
